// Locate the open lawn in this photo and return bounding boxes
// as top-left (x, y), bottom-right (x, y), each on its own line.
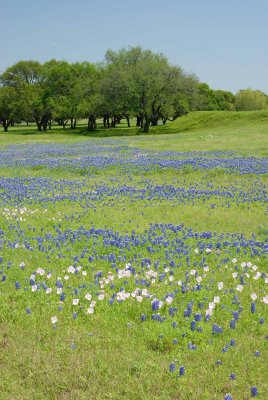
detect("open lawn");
top-left (0, 112), bottom-right (267, 399)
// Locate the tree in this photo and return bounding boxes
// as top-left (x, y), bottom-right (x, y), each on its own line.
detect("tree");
top-left (214, 90), bottom-right (235, 110)
top-left (235, 89), bottom-right (267, 111)
top-left (0, 60), bottom-right (52, 131)
top-left (194, 83), bottom-right (218, 110)
top-left (97, 60), bottom-right (133, 128)
top-left (104, 47), bottom-right (198, 133)
top-left (44, 60), bottom-right (98, 129)
top-left (0, 87), bottom-right (17, 131)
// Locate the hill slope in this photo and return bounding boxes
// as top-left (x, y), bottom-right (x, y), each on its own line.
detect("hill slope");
top-left (166, 110), bottom-right (268, 132)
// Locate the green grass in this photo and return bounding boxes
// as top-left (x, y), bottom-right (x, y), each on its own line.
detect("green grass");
top-left (0, 112), bottom-right (268, 399)
top-left (1, 110), bottom-right (268, 155)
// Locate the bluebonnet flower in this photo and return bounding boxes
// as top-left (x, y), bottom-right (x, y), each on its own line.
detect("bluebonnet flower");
top-left (190, 320), bottom-right (196, 331)
top-left (224, 394), bottom-right (232, 400)
top-left (169, 362), bottom-right (175, 372)
top-left (194, 313), bottom-right (202, 322)
top-left (251, 302), bottom-right (256, 313)
top-left (184, 309), bottom-right (191, 318)
top-left (230, 373), bottom-right (236, 380)
top-left (198, 302), bottom-right (204, 309)
top-left (259, 318), bottom-right (264, 324)
top-left (26, 307), bottom-right (31, 314)
top-left (251, 386), bottom-right (258, 397)
top-left (152, 300), bottom-right (160, 311)
top-left (230, 319), bottom-right (236, 329)
top-left (60, 292), bottom-right (66, 301)
top-left (188, 342), bottom-right (197, 350)
top-left (233, 311), bottom-right (239, 321)
top-left (15, 281), bottom-right (21, 289)
top-left (179, 366), bottom-right (185, 376)
top-left (212, 323), bottom-right (223, 334)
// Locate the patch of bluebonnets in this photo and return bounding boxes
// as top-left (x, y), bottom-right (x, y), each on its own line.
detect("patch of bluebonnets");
top-left (0, 177), bottom-right (267, 208)
top-left (0, 143), bottom-right (267, 174)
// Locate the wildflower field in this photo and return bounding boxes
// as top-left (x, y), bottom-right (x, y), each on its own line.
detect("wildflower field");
top-left (0, 119), bottom-right (268, 400)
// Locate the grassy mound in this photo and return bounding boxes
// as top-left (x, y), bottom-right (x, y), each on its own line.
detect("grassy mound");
top-left (166, 110), bottom-right (268, 132)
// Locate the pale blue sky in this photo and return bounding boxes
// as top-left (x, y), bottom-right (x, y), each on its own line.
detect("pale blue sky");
top-left (1, 0), bottom-right (267, 93)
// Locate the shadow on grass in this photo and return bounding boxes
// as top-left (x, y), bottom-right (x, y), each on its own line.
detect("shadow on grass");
top-left (2, 125), bottom-right (180, 139)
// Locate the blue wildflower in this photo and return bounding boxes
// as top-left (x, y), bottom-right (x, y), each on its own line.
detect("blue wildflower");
top-left (73, 312), bottom-right (77, 320)
top-left (15, 281), bottom-right (21, 289)
top-left (169, 362), bottom-right (175, 372)
top-left (251, 386), bottom-right (258, 397)
top-left (179, 366), bottom-right (185, 376)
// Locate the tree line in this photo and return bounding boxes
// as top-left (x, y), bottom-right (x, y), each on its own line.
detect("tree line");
top-left (0, 47), bottom-right (267, 133)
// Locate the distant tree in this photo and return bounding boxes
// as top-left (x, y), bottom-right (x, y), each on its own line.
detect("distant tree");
top-left (0, 60), bottom-right (43, 87)
top-left (0, 60), bottom-right (52, 131)
top-left (194, 83), bottom-right (218, 110)
top-left (45, 60), bottom-right (98, 129)
top-left (170, 73), bottom-right (199, 121)
top-left (104, 47), bottom-right (198, 133)
top-left (235, 89), bottom-right (267, 111)
top-left (194, 83), bottom-right (235, 111)
top-left (0, 87), bottom-right (17, 131)
top-left (97, 58), bottom-right (133, 128)
top-left (214, 90), bottom-right (235, 110)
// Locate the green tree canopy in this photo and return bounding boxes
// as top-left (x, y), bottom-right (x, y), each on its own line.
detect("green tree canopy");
top-left (235, 89), bottom-right (268, 111)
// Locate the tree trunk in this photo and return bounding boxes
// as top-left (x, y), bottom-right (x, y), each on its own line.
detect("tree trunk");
top-left (140, 116), bottom-right (144, 129)
top-left (151, 116), bottom-right (158, 126)
top-left (37, 122), bottom-right (42, 132)
top-left (2, 119), bottom-right (9, 132)
top-left (71, 118), bottom-right (76, 129)
top-left (136, 116), bottom-right (141, 127)
top-left (126, 116), bottom-right (130, 127)
top-left (142, 118), bottom-right (150, 133)
top-left (87, 115), bottom-right (96, 131)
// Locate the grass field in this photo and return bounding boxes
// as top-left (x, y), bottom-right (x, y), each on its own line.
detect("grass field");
top-left (0, 111), bottom-right (267, 399)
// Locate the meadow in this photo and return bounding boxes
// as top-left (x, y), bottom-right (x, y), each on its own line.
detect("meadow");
top-left (0, 111), bottom-right (267, 400)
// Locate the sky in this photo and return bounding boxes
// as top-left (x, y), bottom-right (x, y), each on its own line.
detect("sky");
top-left (1, 0), bottom-right (268, 93)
